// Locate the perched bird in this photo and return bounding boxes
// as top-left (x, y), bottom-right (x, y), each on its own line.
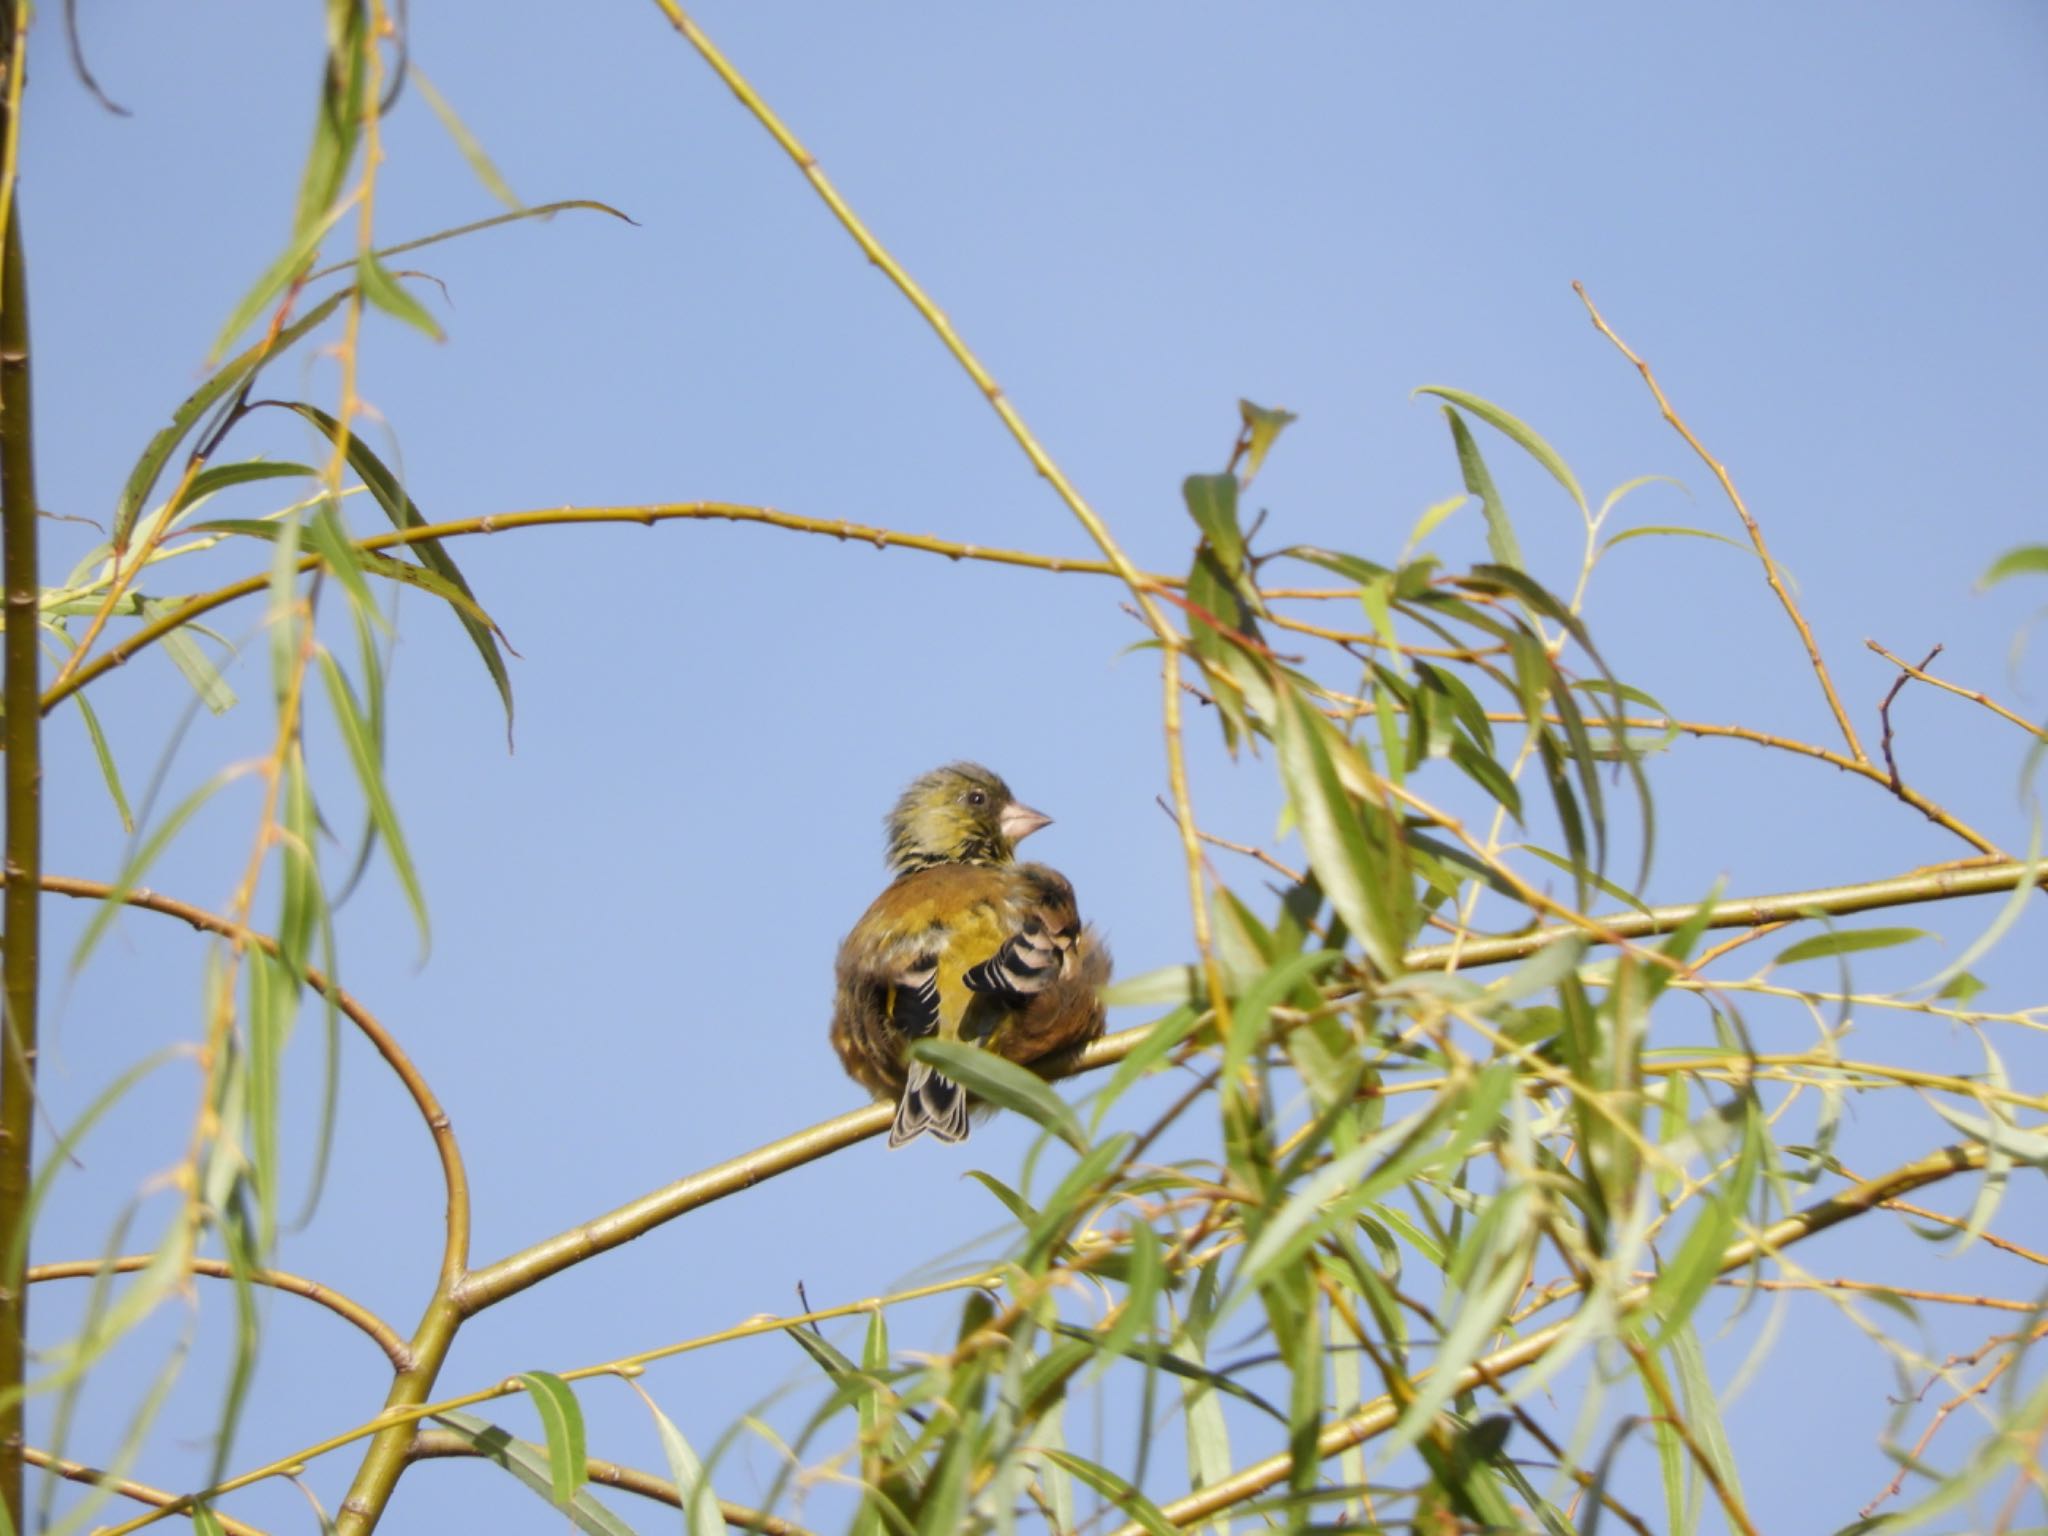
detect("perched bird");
top-left (831, 763), bottom-right (1110, 1147)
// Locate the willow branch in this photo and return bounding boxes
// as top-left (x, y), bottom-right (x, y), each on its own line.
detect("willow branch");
top-left (404, 1434), bottom-right (815, 1536)
top-left (22, 1448), bottom-right (269, 1536)
top-left (39, 504), bottom-right (1161, 713)
top-left (458, 855), bottom-right (2046, 1313)
top-left (1111, 1139), bottom-right (1991, 1534)
top-left (0, 81), bottom-right (38, 1531)
top-left (1574, 281), bottom-right (1867, 764)
top-left (21, 874), bottom-right (469, 1290)
top-left (27, 1256), bottom-right (408, 1369)
top-left (646, 0), bottom-right (1232, 1053)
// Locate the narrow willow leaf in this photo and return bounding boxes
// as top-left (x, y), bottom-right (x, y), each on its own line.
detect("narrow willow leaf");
top-left (909, 1039), bottom-right (1085, 1151)
top-left (640, 1394), bottom-right (730, 1536)
top-left (278, 402), bottom-right (515, 737)
top-left (115, 291), bottom-right (350, 548)
top-left (1090, 1003), bottom-right (1201, 1134)
top-left (1095, 1222), bottom-right (1163, 1368)
top-left (1237, 398), bottom-right (1298, 483)
top-left (207, 190), bottom-right (360, 364)
top-left (431, 1411), bottom-right (635, 1536)
top-left (317, 650), bottom-right (430, 949)
top-left (1022, 1134), bottom-right (1130, 1266)
top-left (412, 66), bottom-right (523, 208)
top-left (1442, 409), bottom-right (1521, 569)
top-left (1925, 1098), bottom-right (2048, 1166)
top-left (1771, 926), bottom-right (1929, 966)
top-left (1645, 1100), bottom-right (1761, 1345)
top-left (1183, 473), bottom-right (1246, 574)
top-left (963, 1169), bottom-right (1039, 1228)
top-left (1420, 387), bottom-right (1588, 515)
top-left (1227, 1062), bottom-right (1515, 1313)
top-left (1483, 935), bottom-right (1586, 1008)
top-left (305, 500), bottom-right (385, 635)
top-left (69, 686), bottom-right (134, 833)
top-left (358, 252), bottom-right (447, 341)
top-left (1602, 524), bottom-right (1752, 558)
top-left (1668, 1326), bottom-right (1747, 1519)
top-left (191, 1508), bottom-right (226, 1536)
top-left (135, 597), bottom-right (237, 713)
top-left (1223, 950), bottom-right (1346, 1084)
top-left (71, 770), bottom-right (238, 970)
top-left (1401, 493), bottom-right (1469, 559)
top-left (1099, 966), bottom-right (1198, 1009)
top-left (184, 460), bottom-right (319, 501)
top-left (1272, 691), bottom-right (1404, 974)
top-left (1513, 843), bottom-right (1653, 917)
top-left (1982, 544), bottom-right (2048, 587)
top-left (514, 1372), bottom-right (588, 1505)
top-left (1040, 1450), bottom-right (1177, 1536)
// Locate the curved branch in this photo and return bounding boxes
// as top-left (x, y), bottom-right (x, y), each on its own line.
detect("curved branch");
top-left (404, 1431), bottom-right (815, 1536)
top-left (1111, 1139), bottom-right (1992, 1534)
top-left (21, 874), bottom-right (470, 1290)
top-left (23, 1447), bottom-right (269, 1536)
top-left (457, 856), bottom-right (2048, 1313)
top-left (40, 504), bottom-right (1154, 713)
top-left (27, 1256), bottom-right (408, 1370)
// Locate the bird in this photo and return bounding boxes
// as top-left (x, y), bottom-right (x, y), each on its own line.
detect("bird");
top-left (831, 762), bottom-right (1110, 1147)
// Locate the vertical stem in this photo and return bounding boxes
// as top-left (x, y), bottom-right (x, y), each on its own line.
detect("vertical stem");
top-left (0, 152), bottom-right (38, 1536)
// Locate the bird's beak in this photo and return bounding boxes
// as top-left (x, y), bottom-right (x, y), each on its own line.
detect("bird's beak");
top-left (999, 800), bottom-right (1053, 844)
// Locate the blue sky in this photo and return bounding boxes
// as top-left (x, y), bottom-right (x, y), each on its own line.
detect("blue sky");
top-left (22, 4), bottom-right (2048, 1532)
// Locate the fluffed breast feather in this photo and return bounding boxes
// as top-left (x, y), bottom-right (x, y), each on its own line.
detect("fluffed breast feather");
top-left (830, 861), bottom-right (1110, 1106)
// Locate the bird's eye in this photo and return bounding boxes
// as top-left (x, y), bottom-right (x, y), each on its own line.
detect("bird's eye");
top-left (965, 788), bottom-right (988, 807)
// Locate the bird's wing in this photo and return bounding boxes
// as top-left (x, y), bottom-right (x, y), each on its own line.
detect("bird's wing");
top-left (962, 865), bottom-right (1082, 1004)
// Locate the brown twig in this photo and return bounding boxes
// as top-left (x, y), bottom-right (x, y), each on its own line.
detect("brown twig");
top-left (406, 1431), bottom-right (815, 1536)
top-left (21, 874), bottom-right (469, 1290)
top-left (1575, 281), bottom-right (1868, 764)
top-left (22, 1448), bottom-right (268, 1536)
top-left (1869, 638), bottom-right (2048, 746)
top-left (1879, 643), bottom-right (1944, 792)
top-left (27, 1256), bottom-right (410, 1369)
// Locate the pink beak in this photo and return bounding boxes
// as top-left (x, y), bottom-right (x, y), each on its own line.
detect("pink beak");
top-left (999, 800), bottom-right (1052, 844)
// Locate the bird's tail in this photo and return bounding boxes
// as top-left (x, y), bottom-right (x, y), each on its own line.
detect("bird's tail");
top-left (889, 1063), bottom-right (971, 1147)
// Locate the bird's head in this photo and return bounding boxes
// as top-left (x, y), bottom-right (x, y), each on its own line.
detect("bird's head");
top-left (884, 762), bottom-right (1051, 873)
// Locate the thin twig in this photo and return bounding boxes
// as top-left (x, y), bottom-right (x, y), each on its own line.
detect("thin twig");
top-left (1879, 643), bottom-right (1944, 792)
top-left (1869, 638), bottom-right (2048, 745)
top-left (22, 1449), bottom-right (268, 1536)
top-left (1575, 281), bottom-right (1868, 763)
top-left (407, 1431), bottom-right (816, 1536)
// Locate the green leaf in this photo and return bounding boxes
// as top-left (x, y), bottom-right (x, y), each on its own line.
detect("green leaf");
top-left (1982, 545), bottom-right (2048, 587)
top-left (1100, 966), bottom-right (1198, 1009)
top-left (431, 1411), bottom-right (634, 1536)
top-left (134, 597), bottom-right (237, 713)
top-left (1418, 387), bottom-right (1588, 517)
top-left (115, 289), bottom-right (351, 549)
top-left (1442, 409), bottom-right (1521, 569)
top-left (1771, 926), bottom-right (1929, 966)
top-left (1183, 473), bottom-right (1246, 573)
top-left (1237, 398), bottom-right (1298, 483)
top-left (274, 401), bottom-right (515, 739)
top-left (1937, 971), bottom-right (1987, 1004)
top-left (68, 684), bottom-right (134, 833)
top-left (411, 66), bottom-right (523, 209)
top-left (908, 1039), bottom-right (1086, 1151)
top-left (1272, 690), bottom-right (1407, 975)
top-left (206, 189), bottom-right (359, 364)
top-left (1039, 1450), bottom-right (1178, 1536)
top-left (358, 251), bottom-right (447, 341)
top-left (515, 1372), bottom-right (588, 1505)
top-left (318, 651), bottom-right (430, 951)
top-left (639, 1394), bottom-right (730, 1536)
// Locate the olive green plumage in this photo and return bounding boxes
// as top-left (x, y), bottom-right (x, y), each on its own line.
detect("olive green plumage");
top-left (831, 763), bottom-right (1110, 1147)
